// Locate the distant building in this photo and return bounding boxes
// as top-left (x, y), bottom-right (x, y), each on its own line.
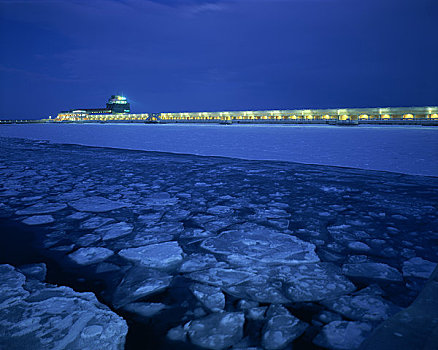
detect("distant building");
top-left (58, 95), bottom-right (130, 118)
top-left (106, 95), bottom-right (131, 114)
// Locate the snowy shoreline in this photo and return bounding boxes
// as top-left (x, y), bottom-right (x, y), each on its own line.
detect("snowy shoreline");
top-left (0, 123), bottom-right (437, 176)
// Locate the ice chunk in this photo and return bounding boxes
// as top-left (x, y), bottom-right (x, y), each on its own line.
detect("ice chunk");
top-left (77, 233), bottom-right (100, 247)
top-left (201, 228), bottom-right (319, 265)
top-left (280, 263), bottom-right (356, 302)
top-left (69, 196), bottom-right (128, 212)
top-left (186, 312), bottom-right (245, 350)
top-left (22, 215), bottom-right (54, 225)
top-left (190, 283), bottom-right (225, 312)
top-left (122, 302), bottom-right (166, 318)
top-left (16, 203), bottom-right (67, 215)
top-left (18, 263), bottom-right (47, 281)
top-left (342, 263), bottom-right (403, 282)
top-left (313, 321), bottom-right (373, 350)
top-left (246, 306), bottom-right (267, 320)
top-left (206, 205), bottom-right (234, 216)
top-left (223, 263), bottom-right (355, 304)
top-left (262, 313), bottom-right (308, 350)
top-left (317, 311), bottom-right (343, 324)
top-left (188, 268), bottom-right (255, 288)
top-left (224, 273), bottom-right (290, 304)
top-left (322, 294), bottom-right (402, 322)
top-left (69, 247), bottom-right (114, 266)
top-left (179, 254), bottom-right (219, 273)
top-left (348, 241), bottom-right (371, 252)
top-left (67, 212), bottom-right (90, 220)
top-left (167, 325), bottom-right (187, 342)
top-left (0, 264), bottom-right (128, 349)
top-left (146, 192), bottom-right (178, 206)
top-left (80, 216), bottom-right (115, 229)
top-left (96, 222), bottom-right (133, 241)
top-left (402, 257), bottom-right (437, 279)
top-left (0, 264), bottom-right (29, 308)
top-left (119, 241), bottom-right (183, 270)
top-left (112, 267), bottom-right (172, 309)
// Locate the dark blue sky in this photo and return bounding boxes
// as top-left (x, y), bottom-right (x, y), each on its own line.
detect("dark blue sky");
top-left (0, 0), bottom-right (437, 119)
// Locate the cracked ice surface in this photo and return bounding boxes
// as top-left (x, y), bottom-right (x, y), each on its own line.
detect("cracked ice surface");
top-left (201, 227), bottom-right (319, 265)
top-left (0, 137), bottom-right (438, 350)
top-left (0, 264), bottom-right (127, 350)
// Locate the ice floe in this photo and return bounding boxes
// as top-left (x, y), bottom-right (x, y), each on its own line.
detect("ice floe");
top-left (179, 254), bottom-right (219, 273)
top-left (0, 264), bottom-right (127, 349)
top-left (112, 267), bottom-right (172, 309)
top-left (321, 294), bottom-right (402, 322)
top-left (262, 311), bottom-right (308, 350)
top-left (22, 215), bottom-right (54, 225)
top-left (313, 321), bottom-right (373, 350)
top-left (16, 203), bottom-right (67, 215)
top-left (186, 312), bottom-right (245, 350)
top-left (119, 241), bottom-right (183, 270)
top-left (201, 227), bottom-right (319, 265)
top-left (342, 263), bottom-right (403, 283)
top-left (69, 196), bottom-right (128, 212)
top-left (402, 257), bottom-right (437, 279)
top-left (18, 263), bottom-right (47, 281)
top-left (96, 221), bottom-right (133, 240)
top-left (188, 268), bottom-right (255, 288)
top-left (190, 283), bottom-right (225, 312)
top-left (69, 247), bottom-right (114, 265)
top-left (122, 302), bottom-right (167, 318)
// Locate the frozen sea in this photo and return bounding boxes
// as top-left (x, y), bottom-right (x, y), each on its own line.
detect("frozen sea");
top-left (0, 123), bottom-right (437, 176)
top-left (1, 125), bottom-right (438, 350)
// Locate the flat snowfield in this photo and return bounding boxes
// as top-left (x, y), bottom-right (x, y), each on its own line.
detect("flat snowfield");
top-left (0, 123), bottom-right (437, 176)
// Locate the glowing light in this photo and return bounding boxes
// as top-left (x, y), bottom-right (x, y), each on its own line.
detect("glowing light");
top-left (431, 114), bottom-right (438, 119)
top-left (339, 115), bottom-right (349, 121)
top-left (403, 114), bottom-right (414, 119)
top-left (381, 114), bottom-right (391, 119)
top-left (359, 114), bottom-right (369, 120)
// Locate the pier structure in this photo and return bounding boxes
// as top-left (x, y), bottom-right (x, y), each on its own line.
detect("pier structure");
top-left (54, 105), bottom-right (438, 125)
top-left (160, 106), bottom-right (438, 124)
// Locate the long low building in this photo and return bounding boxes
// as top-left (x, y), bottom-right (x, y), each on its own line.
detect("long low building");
top-left (55, 96), bottom-right (438, 124)
top-left (159, 106), bottom-right (438, 123)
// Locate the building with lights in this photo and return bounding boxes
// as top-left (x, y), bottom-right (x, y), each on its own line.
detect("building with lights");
top-left (57, 95), bottom-right (131, 121)
top-left (55, 96), bottom-right (437, 125)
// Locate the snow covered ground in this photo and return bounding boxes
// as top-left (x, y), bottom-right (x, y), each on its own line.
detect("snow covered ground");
top-left (0, 123), bottom-right (437, 176)
top-left (1, 137), bottom-right (437, 350)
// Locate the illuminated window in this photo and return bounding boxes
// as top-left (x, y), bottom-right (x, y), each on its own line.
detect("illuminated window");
top-left (403, 114), bottom-right (414, 119)
top-left (359, 114), bottom-right (368, 120)
top-left (381, 114), bottom-right (391, 119)
top-left (339, 115), bottom-right (349, 121)
top-left (431, 113), bottom-right (438, 119)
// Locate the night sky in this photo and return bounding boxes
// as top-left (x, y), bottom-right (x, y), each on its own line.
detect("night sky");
top-left (0, 0), bottom-right (437, 120)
